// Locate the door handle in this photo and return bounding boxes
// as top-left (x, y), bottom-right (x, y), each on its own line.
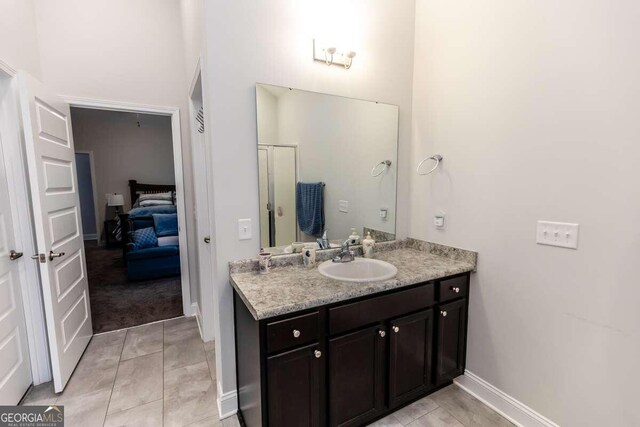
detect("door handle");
top-left (31, 254), bottom-right (46, 263)
top-left (204, 236), bottom-right (211, 244)
top-left (49, 251), bottom-right (65, 261)
top-left (9, 250), bottom-right (23, 261)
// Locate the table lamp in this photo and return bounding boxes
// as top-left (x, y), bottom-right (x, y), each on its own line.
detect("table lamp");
top-left (107, 193), bottom-right (124, 219)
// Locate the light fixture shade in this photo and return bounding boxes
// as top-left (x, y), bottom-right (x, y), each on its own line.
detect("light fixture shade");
top-left (106, 193), bottom-right (124, 207)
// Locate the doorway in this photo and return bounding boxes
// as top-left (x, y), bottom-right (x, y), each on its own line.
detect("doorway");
top-left (74, 151), bottom-right (99, 243)
top-left (258, 144), bottom-right (298, 249)
top-left (69, 105), bottom-right (191, 334)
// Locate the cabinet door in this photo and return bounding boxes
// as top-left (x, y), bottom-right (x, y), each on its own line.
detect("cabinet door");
top-left (436, 299), bottom-right (467, 385)
top-left (388, 309), bottom-right (434, 407)
top-left (267, 343), bottom-right (324, 427)
top-left (329, 325), bottom-right (386, 427)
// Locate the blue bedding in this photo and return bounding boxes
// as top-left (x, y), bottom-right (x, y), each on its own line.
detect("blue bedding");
top-left (128, 205), bottom-right (177, 218)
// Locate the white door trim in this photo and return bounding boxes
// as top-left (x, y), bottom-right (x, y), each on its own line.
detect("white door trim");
top-left (64, 95), bottom-right (193, 317)
top-left (188, 59), bottom-right (215, 341)
top-left (74, 151), bottom-right (101, 244)
top-left (0, 60), bottom-right (16, 78)
top-left (0, 70), bottom-right (52, 385)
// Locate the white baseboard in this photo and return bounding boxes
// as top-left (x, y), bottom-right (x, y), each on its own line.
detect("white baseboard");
top-left (217, 380), bottom-right (238, 419)
top-left (83, 234), bottom-right (97, 240)
top-left (454, 371), bottom-right (559, 427)
top-left (192, 303), bottom-right (203, 340)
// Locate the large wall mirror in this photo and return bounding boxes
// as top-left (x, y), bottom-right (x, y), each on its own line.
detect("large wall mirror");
top-left (256, 84), bottom-right (399, 255)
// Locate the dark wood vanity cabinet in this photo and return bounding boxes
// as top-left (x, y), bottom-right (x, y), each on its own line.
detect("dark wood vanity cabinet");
top-left (388, 309), bottom-right (434, 408)
top-left (267, 343), bottom-right (324, 427)
top-left (435, 299), bottom-right (467, 386)
top-left (234, 272), bottom-right (471, 427)
top-left (329, 325), bottom-right (387, 426)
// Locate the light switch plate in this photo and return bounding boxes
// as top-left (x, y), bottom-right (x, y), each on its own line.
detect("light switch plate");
top-left (339, 200), bottom-right (349, 213)
top-left (238, 218), bottom-right (252, 240)
top-left (536, 221), bottom-right (579, 249)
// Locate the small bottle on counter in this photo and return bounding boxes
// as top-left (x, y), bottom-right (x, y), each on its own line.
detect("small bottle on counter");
top-left (259, 252), bottom-right (272, 274)
top-left (362, 232), bottom-right (375, 258)
top-left (348, 228), bottom-right (361, 245)
top-left (303, 244), bottom-right (316, 268)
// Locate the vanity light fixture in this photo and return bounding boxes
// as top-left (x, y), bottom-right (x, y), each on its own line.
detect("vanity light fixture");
top-left (313, 39), bottom-right (356, 69)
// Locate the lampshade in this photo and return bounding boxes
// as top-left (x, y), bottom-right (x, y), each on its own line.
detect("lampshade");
top-left (106, 193), bottom-right (124, 207)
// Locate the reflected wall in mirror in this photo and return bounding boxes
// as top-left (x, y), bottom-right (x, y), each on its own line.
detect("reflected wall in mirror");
top-left (256, 84), bottom-right (398, 255)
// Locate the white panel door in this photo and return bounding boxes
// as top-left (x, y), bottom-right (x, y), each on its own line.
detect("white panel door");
top-left (273, 146), bottom-right (297, 246)
top-left (0, 129), bottom-right (32, 404)
top-left (258, 148), bottom-right (270, 248)
top-left (18, 72), bottom-right (92, 392)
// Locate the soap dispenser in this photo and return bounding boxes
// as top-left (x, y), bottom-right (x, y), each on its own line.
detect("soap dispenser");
top-left (348, 228), bottom-right (361, 245)
top-left (362, 232), bottom-right (375, 258)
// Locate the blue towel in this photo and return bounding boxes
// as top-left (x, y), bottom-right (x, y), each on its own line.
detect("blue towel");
top-left (296, 182), bottom-right (325, 237)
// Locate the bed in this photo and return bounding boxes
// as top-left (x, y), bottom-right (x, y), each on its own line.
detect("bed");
top-left (118, 180), bottom-right (180, 281)
top-left (118, 179), bottom-right (177, 250)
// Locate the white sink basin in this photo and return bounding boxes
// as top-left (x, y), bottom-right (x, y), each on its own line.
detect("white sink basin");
top-left (283, 242), bottom-right (339, 253)
top-left (318, 258), bottom-right (398, 282)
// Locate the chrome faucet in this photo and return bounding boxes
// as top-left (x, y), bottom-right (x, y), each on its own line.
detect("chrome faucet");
top-left (317, 230), bottom-right (330, 249)
top-left (332, 239), bottom-right (355, 263)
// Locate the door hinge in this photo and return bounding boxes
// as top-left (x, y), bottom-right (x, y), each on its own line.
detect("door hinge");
top-left (31, 253), bottom-right (46, 263)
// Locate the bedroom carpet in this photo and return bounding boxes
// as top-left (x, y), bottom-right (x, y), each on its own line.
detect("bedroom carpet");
top-left (85, 242), bottom-right (183, 333)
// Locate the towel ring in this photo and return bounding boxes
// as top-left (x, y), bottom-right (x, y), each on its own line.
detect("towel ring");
top-left (416, 155), bottom-right (443, 175)
top-left (371, 160), bottom-right (392, 177)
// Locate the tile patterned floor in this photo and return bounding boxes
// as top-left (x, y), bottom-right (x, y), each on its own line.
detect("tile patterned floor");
top-left (21, 316), bottom-right (512, 427)
top-left (21, 317), bottom-right (239, 427)
top-left (367, 386), bottom-right (514, 427)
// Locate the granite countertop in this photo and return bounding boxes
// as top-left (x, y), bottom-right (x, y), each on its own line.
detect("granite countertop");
top-left (229, 239), bottom-right (477, 320)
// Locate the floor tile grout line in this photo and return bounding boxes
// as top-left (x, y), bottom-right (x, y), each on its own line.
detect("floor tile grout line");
top-left (102, 330), bottom-right (127, 427)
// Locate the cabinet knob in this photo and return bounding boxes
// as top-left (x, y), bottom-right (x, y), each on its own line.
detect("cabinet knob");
top-left (451, 286), bottom-right (460, 293)
top-left (378, 330), bottom-right (386, 338)
top-left (392, 326), bottom-right (400, 333)
top-left (314, 350), bottom-right (322, 359)
top-left (292, 329), bottom-right (301, 338)
top-left (441, 310), bottom-right (448, 317)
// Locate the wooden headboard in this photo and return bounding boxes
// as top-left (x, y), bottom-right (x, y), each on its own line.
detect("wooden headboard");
top-left (128, 179), bottom-right (176, 205)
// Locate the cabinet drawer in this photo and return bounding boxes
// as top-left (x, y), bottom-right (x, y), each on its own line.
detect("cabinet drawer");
top-left (267, 311), bottom-right (320, 354)
top-left (438, 275), bottom-right (468, 303)
top-left (329, 284), bottom-right (434, 336)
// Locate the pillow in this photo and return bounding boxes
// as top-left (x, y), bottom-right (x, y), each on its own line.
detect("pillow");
top-left (129, 227), bottom-right (158, 249)
top-left (139, 191), bottom-right (173, 202)
top-left (139, 199), bottom-right (173, 207)
top-left (157, 236), bottom-right (179, 246)
top-left (153, 213), bottom-right (178, 237)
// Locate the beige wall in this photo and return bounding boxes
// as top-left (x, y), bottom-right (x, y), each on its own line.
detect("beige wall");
top-left (410, 0), bottom-right (640, 425)
top-left (71, 108), bottom-right (175, 234)
top-left (180, 0), bottom-right (204, 85)
top-left (203, 0), bottom-right (416, 403)
top-left (0, 0), bottom-right (41, 77)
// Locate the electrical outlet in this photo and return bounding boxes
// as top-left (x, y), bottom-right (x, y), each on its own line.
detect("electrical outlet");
top-left (339, 200), bottom-right (349, 213)
top-left (536, 221), bottom-right (579, 249)
top-left (238, 218), bottom-right (252, 240)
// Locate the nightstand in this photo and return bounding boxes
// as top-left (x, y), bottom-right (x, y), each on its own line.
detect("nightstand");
top-left (104, 219), bottom-right (122, 248)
